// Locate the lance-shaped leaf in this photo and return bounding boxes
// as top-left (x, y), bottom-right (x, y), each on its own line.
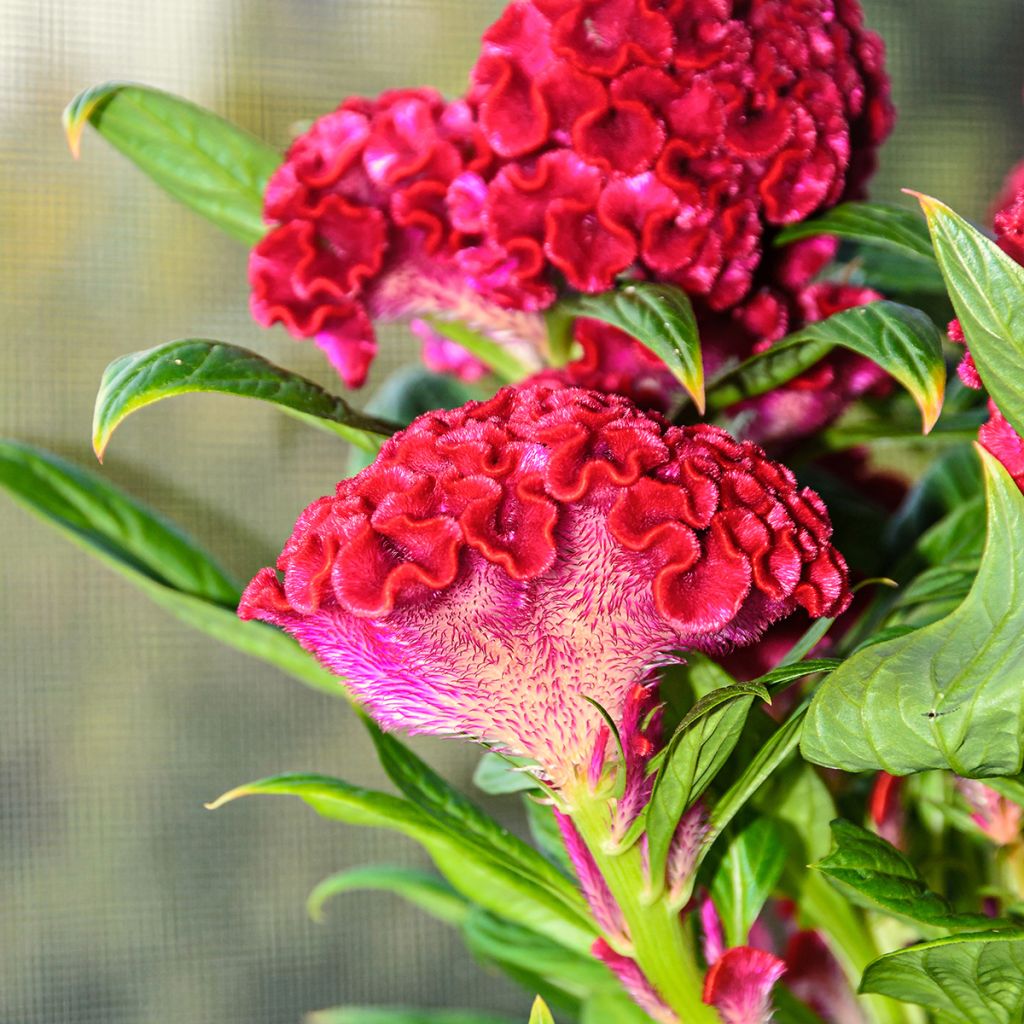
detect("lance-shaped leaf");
top-left (528, 998), bottom-right (555, 1024)
top-left (362, 722), bottom-right (585, 921)
top-left (706, 300), bottom-right (945, 432)
top-left (94, 340), bottom-right (401, 459)
top-left (306, 866), bottom-right (470, 926)
top-left (709, 817), bottom-right (788, 948)
top-left (774, 202), bottom-right (936, 262)
top-left (802, 449), bottom-right (1024, 777)
top-left (563, 282), bottom-right (704, 411)
top-left (915, 192), bottom-right (1024, 437)
top-left (307, 1011), bottom-right (517, 1024)
top-left (580, 994), bottom-right (656, 1024)
top-left (646, 666), bottom-right (769, 896)
top-left (425, 318), bottom-right (532, 384)
top-left (207, 774), bottom-right (596, 952)
top-left (860, 931), bottom-right (1024, 1023)
top-left (0, 441), bottom-right (343, 698)
top-left (64, 82), bottom-right (279, 244)
top-left (813, 821), bottom-right (995, 930)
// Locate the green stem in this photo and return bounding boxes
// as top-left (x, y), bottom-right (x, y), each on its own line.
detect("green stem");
top-left (567, 784), bottom-right (718, 1024)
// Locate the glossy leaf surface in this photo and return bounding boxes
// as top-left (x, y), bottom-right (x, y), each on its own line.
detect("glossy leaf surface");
top-left (64, 82), bottom-right (279, 243)
top-left (802, 450), bottom-right (1024, 777)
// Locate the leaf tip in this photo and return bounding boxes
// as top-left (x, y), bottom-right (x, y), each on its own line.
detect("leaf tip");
top-left (204, 783), bottom-right (255, 811)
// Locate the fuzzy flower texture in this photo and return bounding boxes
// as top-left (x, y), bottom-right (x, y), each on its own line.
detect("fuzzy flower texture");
top-left (249, 0), bottom-right (892, 388)
top-left (241, 384), bottom-right (850, 785)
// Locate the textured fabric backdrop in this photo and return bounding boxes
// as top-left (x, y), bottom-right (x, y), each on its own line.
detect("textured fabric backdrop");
top-left (2, 2), bottom-right (1024, 1022)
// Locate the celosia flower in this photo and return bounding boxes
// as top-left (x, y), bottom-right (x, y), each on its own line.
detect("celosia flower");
top-left (240, 383), bottom-right (850, 785)
top-left (411, 319), bottom-right (490, 382)
top-left (462, 0), bottom-right (892, 312)
top-left (249, 88), bottom-right (545, 386)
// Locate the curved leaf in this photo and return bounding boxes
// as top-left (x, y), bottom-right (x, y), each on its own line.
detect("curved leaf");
top-left (707, 301), bottom-right (946, 432)
top-left (915, 192), bottom-right (1024, 436)
top-left (860, 931), bottom-right (1024, 1023)
top-left (801, 449), bottom-right (1024, 777)
top-left (306, 866), bottom-right (469, 926)
top-left (94, 340), bottom-right (401, 459)
top-left (425, 318), bottom-right (532, 384)
top-left (0, 441), bottom-right (343, 698)
top-left (774, 202), bottom-right (936, 262)
top-left (564, 282), bottom-right (704, 411)
top-left (64, 82), bottom-right (279, 243)
top-left (813, 821), bottom-right (995, 930)
top-left (308, 1011), bottom-right (516, 1024)
top-left (207, 774), bottom-right (596, 952)
top-left (529, 998), bottom-right (555, 1024)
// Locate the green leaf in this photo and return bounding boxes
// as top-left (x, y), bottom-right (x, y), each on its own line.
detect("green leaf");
top-left (707, 301), bottom-right (946, 432)
top-left (473, 753), bottom-right (542, 796)
top-left (463, 912), bottom-right (614, 1002)
top-left (701, 704), bottom-right (809, 865)
top-left (0, 440), bottom-right (342, 698)
top-left (775, 202), bottom-right (936, 261)
top-left (524, 798), bottom-right (577, 879)
top-left (646, 661), bottom-right (763, 895)
top-left (362, 723), bottom-right (584, 921)
top-left (93, 340), bottom-right (400, 459)
top-left (425, 318), bottom-right (532, 384)
top-left (208, 773), bottom-right (595, 952)
top-left (580, 994), bottom-right (656, 1024)
top-left (915, 193), bottom-right (1024, 436)
top-left (307, 1010), bottom-right (516, 1024)
top-left (801, 449), bottom-right (1024, 777)
top-left (814, 821), bottom-right (995, 931)
top-left (709, 817), bottom-right (787, 948)
top-left (306, 866), bottom-right (469, 926)
top-left (563, 282), bottom-right (705, 412)
top-left (528, 998), bottom-right (555, 1024)
top-left (64, 82), bottom-right (279, 244)
top-left (860, 931), bottom-right (1024, 1023)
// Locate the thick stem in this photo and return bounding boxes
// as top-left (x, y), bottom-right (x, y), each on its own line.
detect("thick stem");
top-left (567, 783), bottom-right (719, 1024)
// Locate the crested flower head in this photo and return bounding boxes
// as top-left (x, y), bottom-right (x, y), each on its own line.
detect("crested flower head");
top-left (248, 89), bottom-right (545, 386)
top-left (240, 383), bottom-right (850, 783)
top-left (460, 0), bottom-right (893, 311)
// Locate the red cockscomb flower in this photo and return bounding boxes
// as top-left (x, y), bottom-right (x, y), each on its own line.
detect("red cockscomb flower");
top-left (240, 383), bottom-right (850, 785)
top-left (461, 0), bottom-right (893, 312)
top-left (249, 89), bottom-right (546, 386)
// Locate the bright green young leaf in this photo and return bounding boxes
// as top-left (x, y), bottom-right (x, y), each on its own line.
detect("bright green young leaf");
top-left (707, 301), bottom-right (946, 432)
top-left (646, 672), bottom-right (765, 897)
top-left (915, 193), bottom-right (1024, 436)
top-left (463, 912), bottom-right (615, 1003)
top-left (0, 441), bottom-right (342, 698)
top-left (860, 931), bottom-right (1024, 1023)
top-left (528, 998), bottom-right (555, 1024)
top-left (362, 723), bottom-right (583, 920)
top-left (775, 202), bottom-right (936, 261)
top-left (580, 994), bottom-right (656, 1024)
top-left (563, 282), bottom-right (705, 411)
top-left (306, 866), bottom-right (469, 926)
top-left (207, 774), bottom-right (595, 952)
top-left (814, 821), bottom-right (994, 930)
top-left (307, 1010), bottom-right (516, 1024)
top-left (64, 82), bottom-right (279, 244)
top-left (801, 450), bottom-right (1024, 777)
top-left (709, 818), bottom-right (787, 948)
top-left (94, 340), bottom-right (400, 459)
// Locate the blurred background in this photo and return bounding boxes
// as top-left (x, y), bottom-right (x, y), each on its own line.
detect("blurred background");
top-left (2, 1), bottom-right (1024, 1021)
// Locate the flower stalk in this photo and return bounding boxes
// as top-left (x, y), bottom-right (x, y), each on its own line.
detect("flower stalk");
top-left (565, 779), bottom-right (718, 1024)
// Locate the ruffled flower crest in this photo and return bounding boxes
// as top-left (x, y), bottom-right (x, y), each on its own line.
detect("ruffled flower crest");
top-left (241, 384), bottom-right (850, 786)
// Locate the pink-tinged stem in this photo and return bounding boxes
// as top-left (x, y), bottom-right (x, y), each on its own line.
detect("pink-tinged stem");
top-left (565, 780), bottom-right (718, 1024)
